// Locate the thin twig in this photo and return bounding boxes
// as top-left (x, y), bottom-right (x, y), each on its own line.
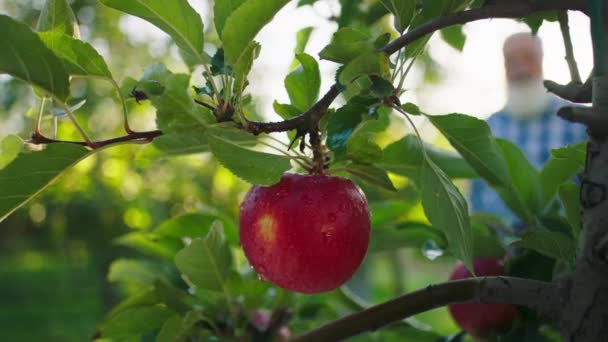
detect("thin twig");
top-left (558, 11), bottom-right (582, 83)
top-left (292, 277), bottom-right (560, 342)
top-left (28, 130), bottom-right (162, 149)
top-left (35, 97), bottom-right (46, 134)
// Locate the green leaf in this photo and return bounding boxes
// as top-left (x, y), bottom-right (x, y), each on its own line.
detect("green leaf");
top-left (469, 220), bottom-right (505, 258)
top-left (38, 31), bottom-right (112, 78)
top-left (559, 182), bottom-right (580, 239)
top-left (346, 163), bottom-right (396, 191)
top-left (221, 0), bottom-right (290, 64)
top-left (420, 155), bottom-right (473, 271)
top-left (522, 11), bottom-right (557, 34)
top-left (114, 232), bottom-right (182, 260)
top-left (0, 135), bottom-right (23, 170)
top-left (206, 132), bottom-right (291, 186)
top-left (540, 144), bottom-right (584, 207)
top-left (285, 53), bottom-right (320, 111)
top-left (36, 0), bottom-right (79, 37)
top-left (401, 102), bottom-right (421, 115)
top-left (295, 27), bottom-right (314, 55)
top-left (174, 223), bottom-right (233, 292)
top-left (319, 28), bottom-right (374, 64)
top-left (380, 135), bottom-right (477, 180)
top-left (369, 200), bottom-right (413, 226)
top-left (100, 0), bottom-right (205, 64)
top-left (155, 212), bottom-right (238, 246)
top-left (102, 305), bottom-right (175, 339)
top-left (233, 42), bottom-right (261, 101)
top-left (551, 141), bottom-right (586, 164)
top-left (379, 0), bottom-right (416, 32)
top-left (440, 25), bottom-right (466, 51)
top-left (369, 222), bottom-right (447, 253)
top-left (157, 311), bottom-right (208, 342)
top-left (346, 137), bottom-right (382, 164)
top-left (511, 227), bottom-right (576, 265)
top-left (345, 115), bottom-right (390, 164)
top-left (139, 64), bottom-right (214, 132)
top-left (157, 315), bottom-right (184, 342)
top-left (338, 52), bottom-right (390, 85)
top-left (428, 113), bottom-right (510, 186)
top-left (495, 138), bottom-right (544, 222)
top-left (149, 127), bottom-right (209, 156)
top-left (326, 101), bottom-right (368, 158)
top-left (108, 259), bottom-right (166, 288)
top-left (0, 15), bottom-right (70, 100)
top-left (0, 144), bottom-right (90, 223)
top-left (273, 101), bottom-right (302, 120)
top-left (214, 0), bottom-right (246, 35)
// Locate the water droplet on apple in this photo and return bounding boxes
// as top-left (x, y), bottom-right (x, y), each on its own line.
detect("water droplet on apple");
top-left (257, 273), bottom-right (268, 282)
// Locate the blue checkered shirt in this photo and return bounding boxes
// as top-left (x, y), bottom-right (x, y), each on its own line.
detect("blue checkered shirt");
top-left (468, 95), bottom-right (587, 226)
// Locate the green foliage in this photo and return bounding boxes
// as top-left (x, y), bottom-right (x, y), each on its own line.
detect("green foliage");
top-left (512, 227), bottom-right (576, 265)
top-left (214, 0), bottom-right (246, 35)
top-left (285, 53), bottom-right (321, 111)
top-left (102, 305), bottom-right (176, 339)
top-left (0, 144), bottom-right (90, 222)
top-left (139, 64), bottom-right (215, 131)
top-left (540, 142), bottom-right (585, 207)
top-left (495, 139), bottom-right (544, 223)
top-left (100, 0), bottom-right (205, 65)
top-left (338, 52), bottom-right (391, 85)
top-left (0, 15), bottom-right (70, 100)
top-left (206, 131), bottom-right (291, 186)
top-left (0, 135), bottom-right (23, 169)
top-left (379, 0), bottom-right (416, 33)
top-left (319, 28), bottom-right (375, 63)
top-left (346, 163), bottom-right (397, 191)
top-left (428, 113), bottom-right (509, 186)
top-left (440, 25), bottom-right (467, 51)
top-left (38, 31), bottom-right (112, 79)
top-left (174, 223), bottom-right (233, 293)
top-left (420, 156), bottom-right (473, 272)
top-left (36, 0), bottom-right (78, 36)
top-left (380, 135), bottom-right (477, 180)
top-left (559, 182), bottom-right (581, 238)
top-left (370, 222), bottom-right (447, 254)
top-left (221, 0), bottom-right (290, 64)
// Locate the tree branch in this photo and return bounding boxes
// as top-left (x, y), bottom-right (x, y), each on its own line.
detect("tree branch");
top-left (559, 11), bottom-right (582, 83)
top-left (28, 130), bottom-right (163, 149)
top-left (292, 277), bottom-right (560, 342)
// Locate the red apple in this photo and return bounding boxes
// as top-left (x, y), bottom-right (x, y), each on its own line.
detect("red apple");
top-left (447, 258), bottom-right (518, 339)
top-left (239, 173), bottom-right (370, 293)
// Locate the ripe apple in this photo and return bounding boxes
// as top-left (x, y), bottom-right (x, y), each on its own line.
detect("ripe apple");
top-left (447, 258), bottom-right (518, 339)
top-left (239, 173), bottom-right (370, 293)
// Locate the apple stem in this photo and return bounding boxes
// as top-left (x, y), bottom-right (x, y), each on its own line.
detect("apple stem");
top-left (308, 130), bottom-right (325, 174)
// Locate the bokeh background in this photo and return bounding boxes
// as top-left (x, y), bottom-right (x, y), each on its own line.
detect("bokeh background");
top-left (0, 0), bottom-right (593, 340)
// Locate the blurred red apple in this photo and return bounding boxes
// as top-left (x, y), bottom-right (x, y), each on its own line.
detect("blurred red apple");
top-left (447, 258), bottom-right (518, 339)
top-left (239, 173), bottom-right (370, 293)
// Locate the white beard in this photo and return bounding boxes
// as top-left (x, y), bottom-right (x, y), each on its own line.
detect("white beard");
top-left (504, 79), bottom-right (550, 120)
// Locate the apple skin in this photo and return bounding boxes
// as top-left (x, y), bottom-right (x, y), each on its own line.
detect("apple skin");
top-left (239, 173), bottom-right (370, 293)
top-left (447, 258), bottom-right (518, 339)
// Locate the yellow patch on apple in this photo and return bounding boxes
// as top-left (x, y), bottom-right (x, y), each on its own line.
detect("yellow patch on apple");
top-left (257, 214), bottom-right (277, 243)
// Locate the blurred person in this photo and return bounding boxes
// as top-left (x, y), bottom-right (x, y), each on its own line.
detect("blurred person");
top-left (468, 32), bottom-right (587, 228)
